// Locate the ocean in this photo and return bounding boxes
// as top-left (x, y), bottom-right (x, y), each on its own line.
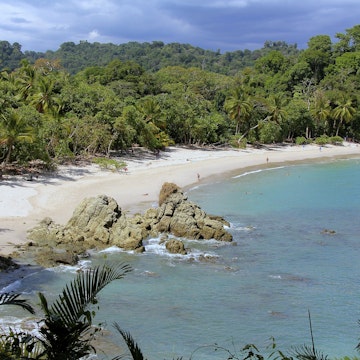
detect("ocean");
top-left (1, 157), bottom-right (360, 359)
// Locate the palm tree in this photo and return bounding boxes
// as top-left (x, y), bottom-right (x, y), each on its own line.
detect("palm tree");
top-left (332, 96), bottom-right (356, 136)
top-left (135, 97), bottom-right (169, 150)
top-left (16, 61), bottom-right (38, 101)
top-left (0, 109), bottom-right (35, 164)
top-left (37, 262), bottom-right (132, 360)
top-left (30, 77), bottom-right (56, 114)
top-left (263, 93), bottom-right (288, 125)
top-left (310, 90), bottom-right (331, 136)
top-left (137, 97), bottom-right (163, 127)
top-left (0, 262), bottom-right (132, 359)
top-left (224, 86), bottom-right (253, 135)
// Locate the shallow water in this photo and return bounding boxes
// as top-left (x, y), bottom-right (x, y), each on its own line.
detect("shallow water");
top-left (1, 158), bottom-right (360, 359)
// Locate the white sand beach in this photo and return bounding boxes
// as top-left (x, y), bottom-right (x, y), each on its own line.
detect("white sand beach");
top-left (1, 142), bottom-right (360, 256)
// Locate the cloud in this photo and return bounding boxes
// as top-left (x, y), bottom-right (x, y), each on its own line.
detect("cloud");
top-left (0, 0), bottom-right (359, 53)
top-left (88, 30), bottom-right (100, 40)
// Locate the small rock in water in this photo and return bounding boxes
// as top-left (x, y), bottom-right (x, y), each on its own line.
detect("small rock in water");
top-left (321, 228), bottom-right (336, 235)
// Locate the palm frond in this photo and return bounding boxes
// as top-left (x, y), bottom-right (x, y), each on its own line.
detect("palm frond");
top-left (39, 262), bottom-right (132, 327)
top-left (113, 322), bottom-right (145, 360)
top-left (290, 344), bottom-right (328, 360)
top-left (290, 311), bottom-right (328, 360)
top-left (36, 263), bottom-right (132, 359)
top-left (0, 293), bottom-right (35, 314)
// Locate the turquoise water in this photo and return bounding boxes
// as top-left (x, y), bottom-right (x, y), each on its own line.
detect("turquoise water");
top-left (2, 158), bottom-right (360, 359)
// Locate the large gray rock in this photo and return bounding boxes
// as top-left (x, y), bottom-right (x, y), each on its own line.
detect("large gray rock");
top-left (142, 183), bottom-right (232, 242)
top-left (27, 195), bottom-right (145, 267)
top-left (165, 239), bottom-right (187, 255)
top-left (63, 195), bottom-right (120, 245)
top-left (27, 183), bottom-right (232, 267)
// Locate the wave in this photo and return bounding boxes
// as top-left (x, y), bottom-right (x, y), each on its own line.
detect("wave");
top-left (228, 222), bottom-right (256, 231)
top-left (143, 236), bottom-right (221, 262)
top-left (0, 279), bottom-right (22, 293)
top-left (233, 166), bottom-right (286, 179)
top-left (268, 273), bottom-right (311, 283)
top-left (95, 236), bottom-right (227, 264)
top-left (99, 246), bottom-right (123, 253)
top-left (46, 259), bottom-right (92, 274)
top-left (0, 266), bottom-right (46, 294)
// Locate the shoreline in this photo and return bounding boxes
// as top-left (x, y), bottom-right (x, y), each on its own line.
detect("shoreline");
top-left (1, 142), bottom-right (360, 257)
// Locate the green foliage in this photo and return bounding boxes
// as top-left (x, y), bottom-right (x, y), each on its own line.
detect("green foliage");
top-left (1, 24), bottom-right (360, 166)
top-left (0, 328), bottom-right (43, 359)
top-left (258, 122), bottom-right (282, 144)
top-left (92, 157), bottom-right (127, 171)
top-left (284, 99), bottom-right (313, 140)
top-left (329, 136), bottom-right (344, 145)
top-left (314, 135), bottom-right (330, 145)
top-left (229, 135), bottom-right (247, 148)
top-left (0, 108), bottom-right (36, 164)
top-left (224, 86), bottom-right (253, 135)
top-left (0, 293), bottom-right (35, 314)
top-left (0, 263), bottom-right (132, 359)
top-left (0, 41), bottom-right (26, 71)
top-left (295, 136), bottom-right (310, 145)
top-left (255, 50), bottom-right (288, 74)
top-left (113, 322), bottom-right (146, 360)
top-left (1, 39), bottom-right (301, 76)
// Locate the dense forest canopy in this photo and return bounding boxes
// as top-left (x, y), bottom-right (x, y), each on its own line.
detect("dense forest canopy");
top-left (1, 24), bottom-right (360, 168)
top-left (0, 38), bottom-right (300, 75)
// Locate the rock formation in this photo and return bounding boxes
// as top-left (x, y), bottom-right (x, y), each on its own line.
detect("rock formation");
top-left (142, 183), bottom-right (232, 242)
top-left (0, 255), bottom-right (19, 272)
top-left (165, 239), bottom-right (187, 255)
top-left (26, 182), bottom-right (232, 267)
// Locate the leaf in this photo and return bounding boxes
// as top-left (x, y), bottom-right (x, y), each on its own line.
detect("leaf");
top-left (113, 322), bottom-right (145, 360)
top-left (0, 293), bottom-right (35, 314)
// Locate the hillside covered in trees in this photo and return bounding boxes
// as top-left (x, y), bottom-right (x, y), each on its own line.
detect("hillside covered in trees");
top-left (1, 39), bottom-right (300, 75)
top-left (1, 24), bottom-right (360, 168)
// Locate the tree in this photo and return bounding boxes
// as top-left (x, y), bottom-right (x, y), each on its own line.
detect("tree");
top-left (334, 24), bottom-right (360, 56)
top-left (64, 115), bottom-right (113, 156)
top-left (284, 61), bottom-right (312, 93)
top-left (15, 60), bottom-right (38, 101)
top-left (136, 96), bottom-right (164, 129)
top-left (0, 263), bottom-right (132, 359)
top-left (136, 96), bottom-right (171, 149)
top-left (34, 58), bottom-right (62, 75)
top-left (258, 121), bottom-right (282, 144)
top-left (332, 96), bottom-right (356, 136)
top-left (224, 86), bottom-right (253, 135)
top-left (0, 109), bottom-right (35, 164)
top-left (254, 50), bottom-right (287, 74)
top-left (285, 98), bottom-right (313, 140)
top-left (263, 93), bottom-right (288, 125)
top-left (30, 76), bottom-right (56, 114)
top-left (310, 90), bottom-right (331, 136)
top-left (299, 35), bottom-right (332, 83)
top-left (334, 51), bottom-right (360, 75)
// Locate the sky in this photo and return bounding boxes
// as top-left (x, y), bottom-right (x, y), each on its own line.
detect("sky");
top-left (1, 0), bottom-right (360, 53)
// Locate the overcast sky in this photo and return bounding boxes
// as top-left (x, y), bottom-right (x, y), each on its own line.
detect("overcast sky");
top-left (1, 0), bottom-right (359, 53)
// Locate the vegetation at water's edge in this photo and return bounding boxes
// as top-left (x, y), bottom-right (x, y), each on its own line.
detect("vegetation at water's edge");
top-left (1, 24), bottom-right (360, 171)
top-left (1, 263), bottom-right (360, 359)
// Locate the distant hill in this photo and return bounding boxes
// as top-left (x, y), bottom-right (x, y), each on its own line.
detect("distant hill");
top-left (0, 39), bottom-right (300, 75)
